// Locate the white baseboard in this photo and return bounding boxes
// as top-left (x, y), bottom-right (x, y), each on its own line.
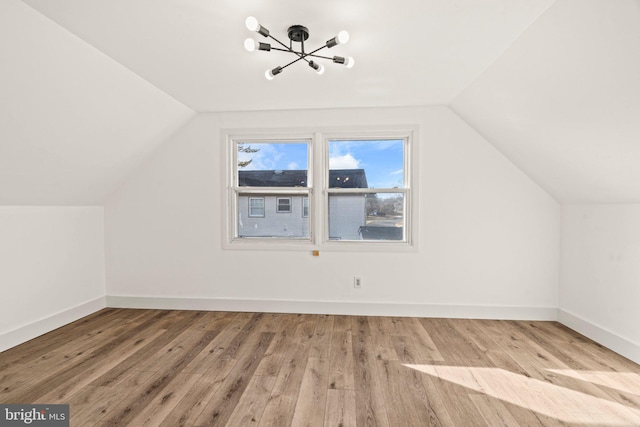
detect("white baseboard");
top-left (558, 309), bottom-right (640, 365)
top-left (106, 295), bottom-right (558, 321)
top-left (0, 296), bottom-right (106, 353)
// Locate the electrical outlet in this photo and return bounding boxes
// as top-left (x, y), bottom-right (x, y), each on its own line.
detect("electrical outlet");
top-left (354, 276), bottom-right (362, 289)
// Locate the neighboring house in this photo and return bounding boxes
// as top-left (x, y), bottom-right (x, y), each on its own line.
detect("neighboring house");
top-left (238, 169), bottom-right (368, 239)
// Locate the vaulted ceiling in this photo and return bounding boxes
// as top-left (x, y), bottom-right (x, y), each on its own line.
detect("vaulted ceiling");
top-left (2, 0), bottom-right (639, 205)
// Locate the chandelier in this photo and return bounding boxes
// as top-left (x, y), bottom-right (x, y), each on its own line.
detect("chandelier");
top-left (244, 16), bottom-right (355, 80)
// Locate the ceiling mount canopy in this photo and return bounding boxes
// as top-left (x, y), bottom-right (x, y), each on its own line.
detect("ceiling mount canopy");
top-left (244, 16), bottom-right (354, 80)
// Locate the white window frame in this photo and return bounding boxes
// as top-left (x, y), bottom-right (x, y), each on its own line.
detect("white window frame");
top-left (222, 127), bottom-right (418, 252)
top-left (302, 197), bottom-right (309, 218)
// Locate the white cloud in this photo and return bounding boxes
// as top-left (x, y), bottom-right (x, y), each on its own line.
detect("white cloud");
top-left (329, 153), bottom-right (360, 169)
top-left (390, 168), bottom-right (404, 175)
top-left (288, 162), bottom-right (299, 170)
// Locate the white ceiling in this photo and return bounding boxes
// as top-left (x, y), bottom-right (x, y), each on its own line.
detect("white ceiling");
top-left (2, 0), bottom-right (639, 205)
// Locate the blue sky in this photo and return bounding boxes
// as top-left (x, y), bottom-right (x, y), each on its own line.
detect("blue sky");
top-left (238, 139), bottom-right (404, 189)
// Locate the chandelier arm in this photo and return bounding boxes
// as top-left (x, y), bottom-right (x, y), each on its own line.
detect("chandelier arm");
top-left (306, 53), bottom-right (334, 61)
top-left (271, 46), bottom-right (318, 68)
top-left (268, 34), bottom-right (293, 52)
top-left (270, 47), bottom-right (294, 53)
top-left (280, 55), bottom-right (308, 70)
top-left (306, 45), bottom-right (328, 57)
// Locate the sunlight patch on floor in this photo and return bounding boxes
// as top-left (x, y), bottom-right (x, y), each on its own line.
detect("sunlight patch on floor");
top-left (404, 364), bottom-right (640, 426)
top-left (546, 369), bottom-right (640, 397)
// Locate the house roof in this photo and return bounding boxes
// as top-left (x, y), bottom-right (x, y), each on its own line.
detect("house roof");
top-left (239, 169), bottom-right (368, 189)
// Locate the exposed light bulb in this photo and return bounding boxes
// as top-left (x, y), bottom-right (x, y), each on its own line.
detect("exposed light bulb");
top-left (337, 31), bottom-right (350, 45)
top-left (326, 30), bottom-right (350, 48)
top-left (345, 57), bottom-right (355, 68)
top-left (245, 16), bottom-right (259, 32)
top-left (244, 38), bottom-right (258, 52)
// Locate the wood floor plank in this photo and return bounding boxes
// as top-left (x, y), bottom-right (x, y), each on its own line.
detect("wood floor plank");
top-left (69, 369), bottom-right (158, 425)
top-left (127, 372), bottom-right (203, 426)
top-left (3, 309), bottom-right (640, 427)
top-left (351, 316), bottom-right (390, 427)
top-left (376, 358), bottom-right (445, 426)
top-left (415, 366), bottom-right (487, 426)
top-left (431, 318), bottom-right (488, 366)
top-left (416, 372), bottom-right (458, 427)
top-left (254, 314), bottom-right (299, 376)
top-left (182, 312), bottom-right (254, 374)
top-left (366, 316), bottom-right (398, 361)
top-left (225, 374), bottom-right (277, 426)
top-left (0, 308), bottom-right (123, 368)
top-left (390, 327), bottom-right (455, 427)
top-left (290, 356), bottom-right (329, 427)
top-left (4, 310), bottom-right (178, 403)
top-left (0, 310), bottom-right (145, 396)
top-left (37, 328), bottom-right (168, 403)
top-left (101, 330), bottom-right (218, 426)
top-left (308, 314), bottom-right (333, 359)
top-left (325, 389), bottom-right (356, 427)
top-left (192, 332), bottom-right (275, 426)
top-left (327, 315), bottom-right (355, 391)
top-left (402, 317), bottom-right (445, 362)
top-left (89, 311), bottom-right (208, 388)
top-left (157, 375), bottom-right (226, 427)
top-left (258, 341), bottom-right (310, 427)
top-left (469, 394), bottom-right (522, 427)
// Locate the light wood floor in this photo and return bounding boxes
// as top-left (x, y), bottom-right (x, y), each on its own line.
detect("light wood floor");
top-left (2, 309), bottom-right (640, 426)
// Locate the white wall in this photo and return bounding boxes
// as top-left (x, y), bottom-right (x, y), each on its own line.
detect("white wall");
top-left (105, 106), bottom-right (560, 319)
top-left (560, 205), bottom-right (640, 363)
top-left (0, 207), bottom-right (106, 352)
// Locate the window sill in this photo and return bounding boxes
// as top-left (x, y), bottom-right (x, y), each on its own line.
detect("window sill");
top-left (223, 238), bottom-right (417, 253)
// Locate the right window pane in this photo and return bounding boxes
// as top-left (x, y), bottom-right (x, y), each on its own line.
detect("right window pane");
top-left (327, 138), bottom-right (408, 242)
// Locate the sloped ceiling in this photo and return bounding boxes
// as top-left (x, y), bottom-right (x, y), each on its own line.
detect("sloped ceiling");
top-left (0, 0), bottom-right (194, 205)
top-left (452, 0), bottom-right (640, 203)
top-left (2, 0), bottom-right (638, 205)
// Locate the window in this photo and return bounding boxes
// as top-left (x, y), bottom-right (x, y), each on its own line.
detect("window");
top-left (225, 129), bottom-right (416, 250)
top-left (276, 197), bottom-right (292, 213)
top-left (248, 197), bottom-right (265, 217)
